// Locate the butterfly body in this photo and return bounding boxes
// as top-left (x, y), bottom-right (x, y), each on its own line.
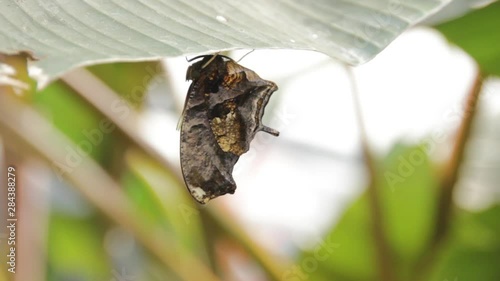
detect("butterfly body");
top-left (180, 55), bottom-right (278, 204)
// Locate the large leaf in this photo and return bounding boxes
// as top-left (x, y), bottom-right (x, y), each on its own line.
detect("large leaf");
top-left (435, 1), bottom-right (500, 76)
top-left (0, 0), bottom-right (450, 86)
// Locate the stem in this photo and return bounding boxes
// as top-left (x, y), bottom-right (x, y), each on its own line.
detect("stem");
top-left (415, 71), bottom-right (483, 280)
top-left (438, 72), bottom-right (483, 241)
top-left (345, 65), bottom-right (396, 281)
top-left (0, 93), bottom-right (222, 281)
top-left (62, 68), bottom-right (182, 180)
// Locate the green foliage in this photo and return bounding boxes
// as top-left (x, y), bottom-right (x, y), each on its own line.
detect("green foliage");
top-left (299, 144), bottom-right (439, 281)
top-left (47, 213), bottom-right (110, 281)
top-left (380, 143), bottom-right (438, 271)
top-left (33, 81), bottom-right (113, 163)
top-left (88, 62), bottom-right (162, 108)
top-left (429, 205), bottom-right (500, 281)
top-left (296, 143), bottom-right (500, 281)
top-left (123, 150), bottom-right (210, 258)
top-left (435, 2), bottom-right (500, 76)
top-left (305, 194), bottom-right (377, 281)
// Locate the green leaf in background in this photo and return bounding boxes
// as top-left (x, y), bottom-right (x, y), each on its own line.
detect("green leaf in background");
top-left (379, 143), bottom-right (438, 279)
top-left (33, 81), bottom-right (114, 164)
top-left (304, 194), bottom-right (377, 281)
top-left (0, 0), bottom-right (450, 86)
top-left (32, 63), bottom-right (157, 175)
top-left (122, 167), bottom-right (167, 227)
top-left (88, 61), bottom-right (163, 108)
top-left (435, 2), bottom-right (500, 76)
top-left (298, 143), bottom-right (438, 281)
top-left (47, 213), bottom-right (110, 281)
top-left (429, 205), bottom-right (500, 281)
top-left (123, 149), bottom-right (210, 260)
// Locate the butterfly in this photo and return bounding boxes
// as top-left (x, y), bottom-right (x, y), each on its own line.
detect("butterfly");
top-left (179, 54), bottom-right (279, 204)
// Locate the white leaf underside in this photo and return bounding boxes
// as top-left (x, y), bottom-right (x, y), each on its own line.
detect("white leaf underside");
top-left (0, 0), bottom-right (450, 86)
